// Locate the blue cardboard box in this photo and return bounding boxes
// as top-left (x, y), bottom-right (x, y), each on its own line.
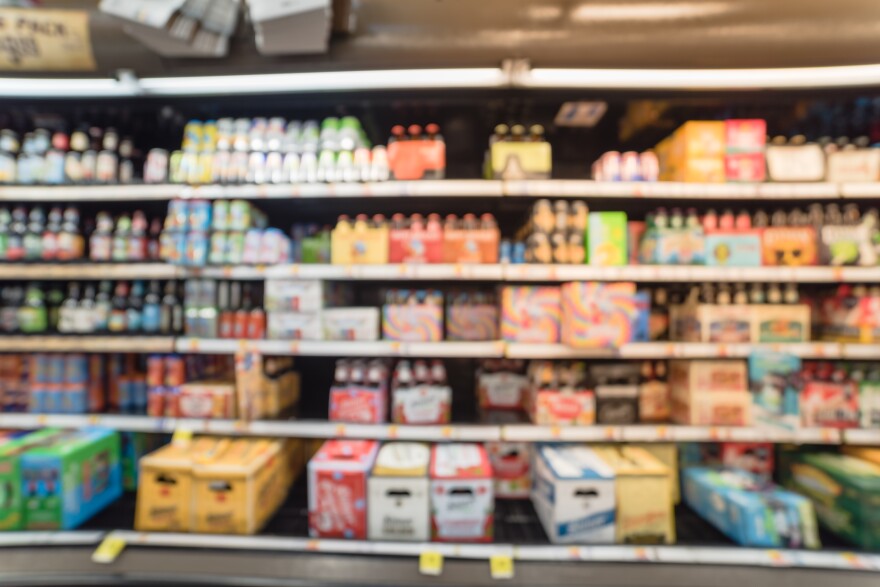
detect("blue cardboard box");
top-left (705, 232), bottom-right (762, 267)
top-left (682, 467), bottom-right (819, 548)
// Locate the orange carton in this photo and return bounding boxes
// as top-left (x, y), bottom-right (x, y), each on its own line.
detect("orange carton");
top-left (655, 121), bottom-right (725, 183)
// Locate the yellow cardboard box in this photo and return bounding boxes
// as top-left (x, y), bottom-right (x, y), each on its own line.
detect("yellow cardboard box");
top-left (192, 438), bottom-right (290, 535)
top-left (632, 443), bottom-right (679, 504)
top-left (593, 446), bottom-right (675, 544)
top-left (135, 437), bottom-right (230, 532)
top-left (655, 121), bottom-right (725, 183)
top-left (842, 446), bottom-right (880, 467)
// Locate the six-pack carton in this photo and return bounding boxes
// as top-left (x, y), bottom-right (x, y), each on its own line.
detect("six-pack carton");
top-left (430, 443), bottom-right (494, 542)
top-left (308, 439), bottom-right (379, 539)
top-left (368, 442), bottom-right (431, 541)
top-left (21, 427), bottom-right (122, 530)
top-left (531, 445), bottom-right (616, 543)
top-left (593, 446), bottom-right (675, 544)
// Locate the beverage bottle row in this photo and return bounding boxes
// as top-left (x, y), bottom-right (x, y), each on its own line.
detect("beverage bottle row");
top-left (184, 279), bottom-right (265, 339)
top-left (0, 280), bottom-right (183, 335)
top-left (0, 125), bottom-right (138, 185)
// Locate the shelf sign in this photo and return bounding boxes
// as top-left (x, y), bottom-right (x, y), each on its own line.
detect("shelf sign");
top-left (92, 535), bottom-right (126, 564)
top-left (0, 8), bottom-right (96, 71)
top-left (489, 554), bottom-right (514, 579)
top-left (419, 551), bottom-right (443, 576)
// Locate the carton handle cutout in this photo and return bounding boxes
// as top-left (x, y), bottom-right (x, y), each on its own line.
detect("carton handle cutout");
top-left (208, 481), bottom-right (232, 492)
top-left (449, 488), bottom-right (474, 496)
top-left (155, 474), bottom-right (178, 486)
top-left (574, 489), bottom-right (599, 498)
top-left (386, 489), bottom-right (412, 498)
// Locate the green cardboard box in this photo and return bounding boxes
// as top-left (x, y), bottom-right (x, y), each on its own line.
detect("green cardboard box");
top-left (779, 450), bottom-right (880, 550)
top-left (587, 212), bottom-right (628, 266)
top-left (0, 428), bottom-right (69, 530)
top-left (21, 427), bottom-right (122, 530)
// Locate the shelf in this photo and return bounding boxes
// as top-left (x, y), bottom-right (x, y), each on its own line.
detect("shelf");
top-left (0, 336), bottom-right (174, 353)
top-left (504, 342), bottom-right (854, 360)
top-left (0, 184), bottom-right (179, 201)
top-left (502, 264), bottom-right (880, 283)
top-left (0, 414), bottom-right (856, 445)
top-left (264, 263), bottom-right (506, 280)
top-left (0, 180), bottom-right (876, 202)
top-left (181, 180), bottom-right (504, 199)
top-left (1, 263), bottom-right (879, 284)
top-left (0, 263), bottom-right (181, 280)
top-left (176, 338), bottom-right (507, 358)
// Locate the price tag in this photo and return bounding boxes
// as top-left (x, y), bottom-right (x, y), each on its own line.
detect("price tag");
top-left (655, 426), bottom-right (669, 441)
top-left (87, 415), bottom-right (101, 425)
top-left (490, 554), bottom-right (514, 580)
top-left (36, 415), bottom-right (48, 426)
top-left (603, 427), bottom-right (617, 441)
top-left (172, 428), bottom-right (193, 446)
top-left (820, 428), bottom-right (837, 443)
top-left (289, 342), bottom-right (300, 355)
top-left (233, 421), bottom-right (249, 433)
top-left (187, 339), bottom-right (200, 352)
top-left (550, 426), bottom-right (562, 440)
top-left (440, 426), bottom-right (453, 439)
top-left (335, 424), bottom-right (347, 437)
top-left (419, 551), bottom-right (444, 576)
top-left (92, 535), bottom-right (126, 564)
top-left (387, 425), bottom-right (399, 439)
top-left (289, 265), bottom-right (301, 277)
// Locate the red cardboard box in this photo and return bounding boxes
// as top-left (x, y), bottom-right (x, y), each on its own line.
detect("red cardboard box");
top-left (430, 443), bottom-right (494, 542)
top-left (308, 440), bottom-right (379, 539)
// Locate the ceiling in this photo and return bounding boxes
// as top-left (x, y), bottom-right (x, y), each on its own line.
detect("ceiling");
top-left (18, 0), bottom-right (880, 77)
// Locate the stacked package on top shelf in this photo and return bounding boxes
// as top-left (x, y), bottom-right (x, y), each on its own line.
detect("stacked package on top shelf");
top-left (165, 117), bottom-right (388, 185)
top-left (486, 124), bottom-right (552, 180)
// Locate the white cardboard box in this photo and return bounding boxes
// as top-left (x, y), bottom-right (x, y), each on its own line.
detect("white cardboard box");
top-left (429, 444), bottom-right (494, 542)
top-left (531, 445), bottom-right (616, 544)
top-left (368, 442), bottom-right (431, 541)
top-left (265, 280), bottom-right (325, 312)
top-left (248, 0), bottom-right (332, 55)
top-left (322, 307), bottom-right (380, 341)
top-left (268, 312), bottom-right (322, 340)
top-left (392, 384), bottom-right (451, 424)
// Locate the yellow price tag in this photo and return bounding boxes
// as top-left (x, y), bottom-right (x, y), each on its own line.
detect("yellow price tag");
top-left (87, 415), bottom-right (101, 425)
top-left (36, 415), bottom-right (48, 426)
top-left (92, 535), bottom-right (126, 564)
top-left (172, 428), bottom-right (193, 446)
top-left (489, 554), bottom-right (514, 580)
top-left (419, 551), bottom-right (444, 576)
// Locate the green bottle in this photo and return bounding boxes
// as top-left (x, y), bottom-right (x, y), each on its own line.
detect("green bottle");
top-left (18, 283), bottom-right (47, 333)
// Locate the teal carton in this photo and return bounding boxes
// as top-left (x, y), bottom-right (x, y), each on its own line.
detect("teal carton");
top-left (705, 232), bottom-right (762, 267)
top-left (21, 427), bottom-right (122, 530)
top-left (683, 467), bottom-right (819, 549)
top-left (748, 351), bottom-right (801, 430)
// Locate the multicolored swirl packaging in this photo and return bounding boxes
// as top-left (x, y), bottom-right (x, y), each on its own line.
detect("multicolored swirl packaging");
top-left (500, 286), bottom-right (561, 343)
top-left (561, 282), bottom-right (638, 348)
top-left (382, 289), bottom-right (443, 342)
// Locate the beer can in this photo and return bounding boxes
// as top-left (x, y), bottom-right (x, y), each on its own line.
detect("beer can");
top-left (144, 148), bottom-right (169, 184)
top-left (212, 200), bottom-right (229, 231)
top-left (201, 120), bottom-right (218, 153)
top-left (640, 151), bottom-right (659, 181)
top-left (188, 199), bottom-right (212, 231)
top-left (65, 383), bottom-right (88, 414)
top-left (621, 151), bottom-right (642, 181)
top-left (168, 150), bottom-right (184, 183)
top-left (601, 151), bottom-right (621, 182)
top-left (147, 355), bottom-right (165, 388)
top-left (186, 231), bottom-right (208, 267)
top-left (165, 356), bottom-right (185, 387)
top-left (212, 150), bottom-right (230, 184)
top-left (266, 151), bottom-right (283, 184)
top-left (182, 120), bottom-right (203, 153)
top-left (209, 231), bottom-right (227, 265)
top-left (65, 353), bottom-right (89, 384)
top-left (48, 353), bottom-right (65, 384)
